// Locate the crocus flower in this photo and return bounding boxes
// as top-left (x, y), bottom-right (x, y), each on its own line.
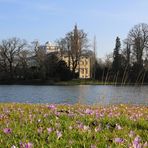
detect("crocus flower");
top-left (85, 109), bottom-right (93, 114)
top-left (20, 142), bottom-right (33, 148)
top-left (78, 123), bottom-right (84, 129)
top-left (48, 104), bottom-right (56, 110)
top-left (56, 130), bottom-right (62, 139)
top-left (143, 142), bottom-right (148, 148)
top-left (133, 136), bottom-right (141, 148)
top-left (43, 114), bottom-right (48, 117)
top-left (37, 119), bottom-right (41, 123)
top-left (83, 125), bottom-right (89, 131)
top-left (115, 124), bottom-right (122, 130)
top-left (54, 112), bottom-right (60, 116)
top-left (37, 127), bottom-right (43, 134)
top-left (90, 145), bottom-right (97, 148)
top-left (114, 138), bottom-right (124, 143)
top-left (95, 127), bottom-right (101, 132)
top-left (134, 136), bottom-right (141, 143)
top-left (20, 142), bottom-right (24, 148)
top-left (129, 130), bottom-right (135, 138)
top-left (3, 128), bottom-right (12, 134)
top-left (47, 128), bottom-right (52, 134)
top-left (11, 145), bottom-right (16, 148)
top-left (25, 142), bottom-right (33, 148)
top-left (133, 143), bottom-right (142, 148)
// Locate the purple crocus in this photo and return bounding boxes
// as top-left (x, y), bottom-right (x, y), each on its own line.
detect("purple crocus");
top-left (129, 130), bottom-right (135, 138)
top-left (47, 128), bottom-right (52, 134)
top-left (78, 123), bottom-right (84, 130)
top-left (25, 142), bottom-right (33, 148)
top-left (114, 138), bottom-right (124, 143)
top-left (20, 142), bottom-right (33, 148)
top-left (90, 145), bottom-right (97, 148)
top-left (133, 136), bottom-right (141, 148)
top-left (56, 130), bottom-right (62, 139)
top-left (37, 127), bottom-right (43, 134)
top-left (115, 124), bottom-right (122, 130)
top-left (3, 128), bottom-right (12, 134)
top-left (95, 127), bottom-right (101, 132)
top-left (48, 104), bottom-right (56, 110)
top-left (85, 109), bottom-right (93, 114)
top-left (143, 142), bottom-right (148, 148)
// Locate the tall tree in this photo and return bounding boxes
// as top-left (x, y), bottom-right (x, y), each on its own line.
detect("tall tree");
top-left (112, 37), bottom-right (121, 72)
top-left (93, 36), bottom-right (97, 79)
top-left (17, 49), bottom-right (31, 79)
top-left (57, 25), bottom-right (88, 74)
top-left (0, 38), bottom-right (27, 79)
top-left (123, 38), bottom-right (131, 66)
top-left (128, 23), bottom-right (148, 67)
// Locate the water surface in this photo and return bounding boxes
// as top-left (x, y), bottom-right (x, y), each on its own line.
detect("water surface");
top-left (0, 85), bottom-right (147, 105)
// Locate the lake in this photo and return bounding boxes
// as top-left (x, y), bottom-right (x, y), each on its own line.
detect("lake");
top-left (0, 85), bottom-right (147, 105)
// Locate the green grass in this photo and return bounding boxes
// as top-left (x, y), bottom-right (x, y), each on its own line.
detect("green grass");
top-left (0, 103), bottom-right (148, 147)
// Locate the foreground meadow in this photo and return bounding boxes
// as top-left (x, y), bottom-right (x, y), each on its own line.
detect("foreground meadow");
top-left (0, 103), bottom-right (148, 148)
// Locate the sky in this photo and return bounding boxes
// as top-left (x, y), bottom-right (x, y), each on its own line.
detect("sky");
top-left (0, 0), bottom-right (148, 59)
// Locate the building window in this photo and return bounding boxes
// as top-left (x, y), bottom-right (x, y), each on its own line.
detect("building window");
top-left (81, 61), bottom-right (84, 65)
top-left (81, 68), bottom-right (84, 74)
top-left (85, 68), bottom-right (88, 74)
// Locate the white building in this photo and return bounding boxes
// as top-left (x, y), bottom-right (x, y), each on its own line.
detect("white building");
top-left (39, 42), bottom-right (93, 79)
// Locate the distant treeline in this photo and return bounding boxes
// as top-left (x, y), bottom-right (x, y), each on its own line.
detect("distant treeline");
top-left (0, 37), bottom-right (74, 83)
top-left (0, 23), bottom-right (148, 84)
top-left (94, 23), bottom-right (148, 84)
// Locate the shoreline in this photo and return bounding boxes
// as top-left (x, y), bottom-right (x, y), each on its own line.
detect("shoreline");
top-left (0, 79), bottom-right (148, 86)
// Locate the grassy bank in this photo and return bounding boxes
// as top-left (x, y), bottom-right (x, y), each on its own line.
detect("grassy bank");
top-left (55, 79), bottom-right (109, 85)
top-left (55, 79), bottom-right (148, 86)
top-left (0, 103), bottom-right (148, 147)
top-left (0, 79), bottom-right (148, 85)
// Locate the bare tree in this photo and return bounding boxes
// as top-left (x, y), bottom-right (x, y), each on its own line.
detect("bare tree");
top-left (123, 38), bottom-right (131, 66)
top-left (56, 38), bottom-right (67, 58)
top-left (104, 53), bottom-right (113, 69)
top-left (0, 37), bottom-right (27, 79)
top-left (31, 41), bottom-right (47, 66)
top-left (57, 25), bottom-right (89, 74)
top-left (31, 40), bottom-right (47, 80)
top-left (17, 49), bottom-right (31, 79)
top-left (71, 25), bottom-right (89, 73)
top-left (128, 23), bottom-right (148, 66)
top-left (19, 50), bottom-right (30, 66)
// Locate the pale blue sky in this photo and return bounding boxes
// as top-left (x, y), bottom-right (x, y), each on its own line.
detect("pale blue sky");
top-left (0, 0), bottom-right (148, 58)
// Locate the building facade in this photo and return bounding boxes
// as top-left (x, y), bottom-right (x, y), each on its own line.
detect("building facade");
top-left (40, 42), bottom-right (93, 79)
top-left (61, 54), bottom-right (93, 79)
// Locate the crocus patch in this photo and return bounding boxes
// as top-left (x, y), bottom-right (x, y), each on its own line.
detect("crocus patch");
top-left (0, 103), bottom-right (147, 147)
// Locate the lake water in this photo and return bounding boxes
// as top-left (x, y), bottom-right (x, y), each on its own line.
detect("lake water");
top-left (0, 85), bottom-right (147, 105)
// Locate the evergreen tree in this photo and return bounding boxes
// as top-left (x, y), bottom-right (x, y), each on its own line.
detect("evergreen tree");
top-left (112, 37), bottom-right (121, 73)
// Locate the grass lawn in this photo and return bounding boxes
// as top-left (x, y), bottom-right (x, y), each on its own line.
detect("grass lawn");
top-left (0, 103), bottom-right (148, 148)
